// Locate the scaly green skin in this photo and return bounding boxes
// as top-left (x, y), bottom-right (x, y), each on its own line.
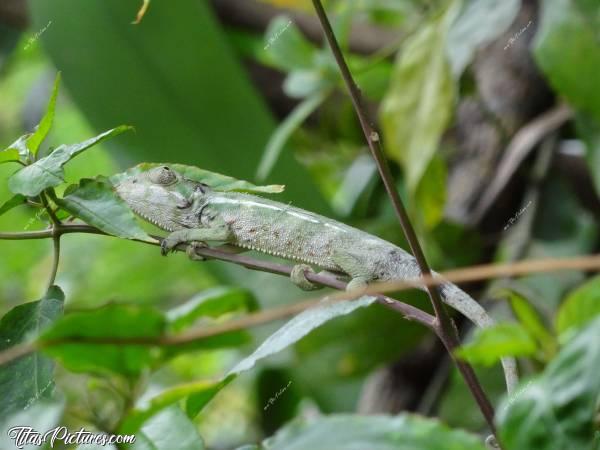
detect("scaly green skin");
top-left (116, 165), bottom-right (518, 393)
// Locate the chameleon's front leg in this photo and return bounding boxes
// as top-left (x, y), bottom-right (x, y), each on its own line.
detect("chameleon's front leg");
top-left (160, 224), bottom-right (232, 258)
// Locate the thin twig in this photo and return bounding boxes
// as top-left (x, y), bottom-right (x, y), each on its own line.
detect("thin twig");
top-left (0, 342), bottom-right (37, 366)
top-left (2, 248), bottom-right (597, 368)
top-left (309, 0), bottom-right (452, 337)
top-left (309, 0), bottom-right (497, 433)
top-left (39, 191), bottom-right (63, 289)
top-left (0, 290), bottom-right (433, 367)
top-left (47, 234), bottom-right (60, 290)
top-left (1, 223), bottom-right (599, 369)
top-left (0, 225), bottom-right (102, 240)
top-left (1, 224), bottom-right (599, 295)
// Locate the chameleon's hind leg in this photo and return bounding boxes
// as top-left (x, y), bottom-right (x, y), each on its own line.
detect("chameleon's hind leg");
top-left (291, 264), bottom-right (321, 291)
top-left (186, 241), bottom-right (208, 261)
top-left (290, 265), bottom-right (343, 291)
top-left (332, 249), bottom-right (374, 294)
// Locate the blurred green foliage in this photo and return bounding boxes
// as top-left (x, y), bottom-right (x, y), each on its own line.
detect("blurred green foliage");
top-left (0, 0), bottom-right (599, 448)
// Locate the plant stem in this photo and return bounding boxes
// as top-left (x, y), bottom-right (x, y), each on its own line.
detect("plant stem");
top-left (0, 223), bottom-right (599, 374)
top-left (47, 233), bottom-right (60, 289)
top-left (40, 191), bottom-right (61, 225)
top-left (0, 225), bottom-right (101, 240)
top-left (1, 225), bottom-right (599, 291)
top-left (0, 280), bottom-right (434, 367)
top-left (310, 0), bottom-right (497, 436)
top-left (309, 0), bottom-right (451, 321)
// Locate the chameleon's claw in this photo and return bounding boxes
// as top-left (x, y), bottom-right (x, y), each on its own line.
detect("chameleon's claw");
top-left (160, 233), bottom-right (187, 256)
top-left (160, 239), bottom-right (172, 256)
top-left (186, 241), bottom-right (208, 261)
top-left (291, 264), bottom-right (321, 291)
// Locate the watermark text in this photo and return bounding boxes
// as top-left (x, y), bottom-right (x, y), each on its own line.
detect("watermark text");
top-left (8, 426), bottom-right (135, 449)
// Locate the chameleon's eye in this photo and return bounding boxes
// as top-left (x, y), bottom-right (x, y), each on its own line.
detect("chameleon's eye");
top-left (149, 166), bottom-right (176, 185)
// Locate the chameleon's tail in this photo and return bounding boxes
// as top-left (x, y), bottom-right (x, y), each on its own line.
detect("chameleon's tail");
top-left (437, 277), bottom-right (519, 395)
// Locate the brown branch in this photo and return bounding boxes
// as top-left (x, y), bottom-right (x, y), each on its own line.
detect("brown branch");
top-left (0, 342), bottom-right (37, 366)
top-left (2, 224), bottom-right (598, 294)
top-left (210, 0), bottom-right (400, 56)
top-left (1, 222), bottom-right (598, 371)
top-left (309, 0), bottom-right (497, 434)
top-left (0, 293), bottom-right (431, 367)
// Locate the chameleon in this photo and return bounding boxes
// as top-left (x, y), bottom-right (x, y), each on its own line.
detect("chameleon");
top-left (115, 165), bottom-right (518, 393)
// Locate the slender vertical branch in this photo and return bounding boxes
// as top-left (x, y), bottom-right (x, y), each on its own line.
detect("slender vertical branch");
top-left (309, 0), bottom-right (446, 320)
top-left (47, 233), bottom-right (60, 289)
top-left (309, 0), bottom-right (498, 437)
top-left (40, 190), bottom-right (62, 289)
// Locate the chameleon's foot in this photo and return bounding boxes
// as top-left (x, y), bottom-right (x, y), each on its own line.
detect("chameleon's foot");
top-left (346, 277), bottom-right (369, 295)
top-left (186, 241), bottom-right (208, 261)
top-left (160, 238), bottom-right (176, 256)
top-left (485, 435), bottom-right (499, 449)
top-left (291, 264), bottom-right (321, 291)
top-left (160, 230), bottom-right (194, 256)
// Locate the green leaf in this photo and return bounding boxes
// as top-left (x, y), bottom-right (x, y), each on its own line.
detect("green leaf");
top-left (8, 126), bottom-right (132, 197)
top-left (495, 177), bottom-right (598, 309)
top-left (120, 379), bottom-right (226, 434)
top-left (446, 0), bottom-right (521, 76)
top-left (293, 296), bottom-right (426, 413)
top-left (575, 114), bottom-right (600, 198)
top-left (0, 148), bottom-right (20, 165)
top-left (330, 153), bottom-right (377, 217)
top-left (533, 0), bottom-right (600, 122)
top-left (556, 275), bottom-right (600, 337)
top-left (0, 194), bottom-right (27, 217)
top-left (185, 378), bottom-right (231, 419)
top-left (283, 69), bottom-right (331, 99)
top-left (0, 399), bottom-right (64, 450)
top-left (262, 16), bottom-right (316, 71)
top-left (414, 154), bottom-right (447, 229)
top-left (381, 1), bottom-right (458, 192)
top-left (111, 163), bottom-right (284, 195)
top-left (167, 287), bottom-right (258, 332)
top-left (3, 135), bottom-right (31, 159)
top-left (26, 73), bottom-right (60, 155)
top-left (0, 286), bottom-right (64, 423)
top-left (244, 414), bottom-right (486, 450)
top-left (500, 289), bottom-right (556, 359)
top-left (130, 405), bottom-right (205, 450)
top-left (163, 332), bottom-right (251, 362)
top-left (498, 316), bottom-right (600, 450)
top-left (40, 304), bottom-right (165, 377)
top-left (56, 178), bottom-right (154, 242)
top-left (455, 322), bottom-right (538, 366)
top-left (256, 90), bottom-right (328, 181)
top-left (228, 297), bottom-right (377, 376)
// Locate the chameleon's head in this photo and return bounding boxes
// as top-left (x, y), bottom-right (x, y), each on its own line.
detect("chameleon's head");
top-left (115, 166), bottom-right (210, 231)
